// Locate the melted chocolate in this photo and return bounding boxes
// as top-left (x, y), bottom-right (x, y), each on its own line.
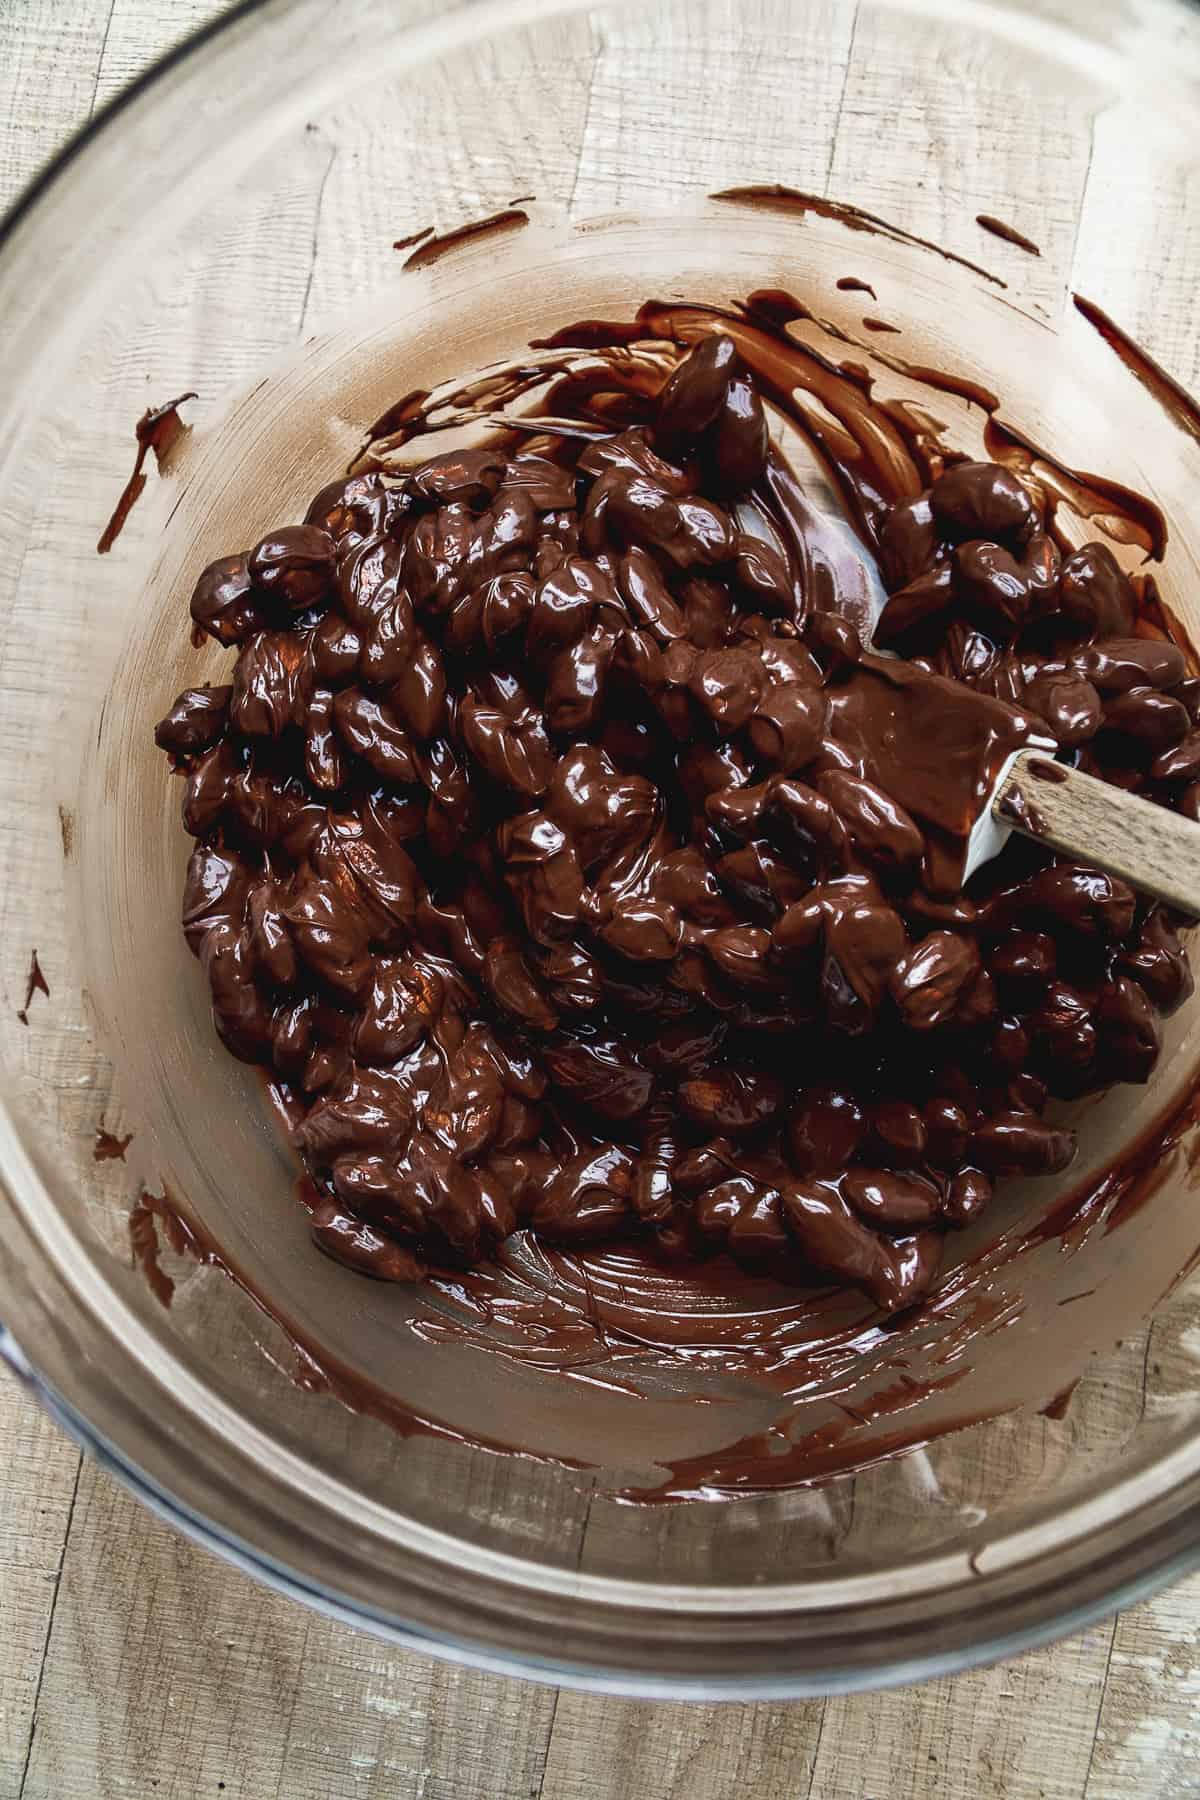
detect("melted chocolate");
top-left (402, 208), bottom-right (530, 272)
top-left (1073, 294), bottom-right (1200, 450)
top-left (709, 186), bottom-right (1006, 287)
top-left (15, 947), bottom-right (49, 1027)
top-left (126, 1053), bottom-right (1200, 1500)
top-left (976, 215), bottom-right (1041, 257)
top-left (393, 226), bottom-right (434, 253)
top-left (94, 1126), bottom-right (133, 1162)
top-left (156, 305), bottom-right (1195, 1336)
top-left (97, 392), bottom-right (196, 554)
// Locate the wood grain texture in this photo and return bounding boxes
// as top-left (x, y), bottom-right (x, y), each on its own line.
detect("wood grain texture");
top-left (0, 0), bottom-right (113, 215)
top-left (0, 6), bottom-right (125, 1789)
top-left (0, 1378), bottom-right (81, 1799)
top-left (809, 1619), bottom-right (1118, 1800)
top-left (2, 4), bottom-right (1200, 1799)
top-left (19, 1460), bottom-right (559, 1800)
top-left (825, 0), bottom-right (1097, 317)
top-left (539, 1692), bottom-right (826, 1800)
top-left (1085, 1575), bottom-right (1200, 1800)
top-left (1071, 92), bottom-right (1200, 390)
top-left (566, 0), bottom-right (858, 213)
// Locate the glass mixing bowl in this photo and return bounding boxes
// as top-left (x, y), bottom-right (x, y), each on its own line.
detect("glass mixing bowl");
top-left (2, 0), bottom-right (1200, 1697)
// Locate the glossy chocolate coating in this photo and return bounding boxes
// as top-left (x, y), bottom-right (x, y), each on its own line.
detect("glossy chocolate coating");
top-left (158, 327), bottom-right (1194, 1316)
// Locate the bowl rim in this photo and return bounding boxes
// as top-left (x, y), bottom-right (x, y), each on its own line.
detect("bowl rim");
top-left (7, 1340), bottom-right (1199, 1700)
top-left (3, 0), bottom-right (1200, 1698)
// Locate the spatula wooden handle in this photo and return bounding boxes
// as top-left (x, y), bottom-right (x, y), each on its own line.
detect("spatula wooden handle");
top-left (994, 750), bottom-right (1200, 916)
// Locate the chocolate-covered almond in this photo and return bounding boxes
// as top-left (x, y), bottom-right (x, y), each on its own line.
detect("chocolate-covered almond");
top-left (712, 371), bottom-right (769, 492)
top-left (410, 448), bottom-right (505, 509)
top-left (1151, 729), bottom-right (1200, 784)
top-left (788, 1087), bottom-right (866, 1176)
top-left (1119, 909), bottom-right (1193, 1014)
top-left (304, 688), bottom-right (345, 791)
top-left (359, 590), bottom-right (416, 686)
top-left (200, 924), bottom-right (274, 1061)
top-left (734, 534), bottom-right (794, 613)
top-left (805, 611), bottom-right (862, 675)
top-left (971, 1113), bottom-right (1075, 1176)
top-left (873, 564), bottom-right (955, 645)
top-left (781, 1181), bottom-right (941, 1312)
top-left (1076, 636), bottom-right (1187, 694)
top-left (231, 631), bottom-right (310, 736)
top-left (944, 1167), bottom-right (991, 1224)
top-left (890, 932), bottom-right (980, 1030)
top-left (249, 524), bottom-right (334, 610)
top-left (991, 865), bottom-right (1135, 939)
top-left (190, 552), bottom-right (262, 645)
top-left (282, 877), bottom-right (372, 995)
top-left (878, 494), bottom-right (940, 592)
top-left (619, 546), bottom-right (686, 640)
top-left (311, 1201), bottom-right (426, 1282)
top-left (679, 1069), bottom-right (783, 1133)
top-left (871, 1099), bottom-right (927, 1163)
top-left (1022, 670), bottom-right (1102, 746)
top-left (155, 685), bottom-right (231, 757)
top-left (923, 1099), bottom-right (969, 1169)
top-left (1029, 981), bottom-right (1096, 1071)
top-left (819, 770), bottom-right (923, 871)
top-left (543, 1035), bottom-right (654, 1121)
top-left (310, 611), bottom-right (362, 683)
top-left (930, 462), bottom-right (1036, 544)
top-left (953, 533), bottom-right (1058, 627)
top-left (988, 930), bottom-right (1056, 995)
top-left (1102, 686), bottom-right (1190, 753)
top-left (656, 332), bottom-right (739, 442)
top-left (843, 1167), bottom-right (941, 1227)
top-left (1059, 543), bottom-right (1137, 635)
top-left (530, 1145), bottom-right (636, 1243)
top-left (1097, 975), bottom-right (1160, 1082)
top-left (333, 687), bottom-right (417, 784)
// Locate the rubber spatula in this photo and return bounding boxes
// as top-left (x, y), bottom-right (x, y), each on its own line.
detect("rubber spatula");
top-left (738, 500), bottom-right (1200, 913)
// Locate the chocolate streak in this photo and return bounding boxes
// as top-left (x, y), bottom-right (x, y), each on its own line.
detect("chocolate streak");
top-left (15, 947), bottom-right (49, 1026)
top-left (94, 1127), bottom-right (133, 1162)
top-left (1073, 294), bottom-right (1200, 451)
top-left (402, 209), bottom-right (530, 272)
top-left (97, 392), bottom-right (196, 554)
top-left (976, 214), bottom-right (1041, 257)
top-left (709, 186), bottom-right (1006, 287)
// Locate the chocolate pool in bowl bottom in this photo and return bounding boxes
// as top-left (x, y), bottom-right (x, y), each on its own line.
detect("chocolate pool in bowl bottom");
top-left (97, 206), bottom-right (1200, 1502)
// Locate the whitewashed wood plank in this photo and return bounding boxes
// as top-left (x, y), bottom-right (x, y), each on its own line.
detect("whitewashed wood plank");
top-left (0, 1377), bottom-right (81, 1799)
top-left (1070, 100), bottom-right (1200, 390)
top-left (567, 0), bottom-right (858, 216)
top-left (299, 15), bottom-right (603, 334)
top-left (1083, 1572), bottom-right (1200, 1800)
top-left (21, 1458), bottom-right (558, 1800)
top-left (0, 0), bottom-right (114, 217)
top-left (93, 0), bottom-right (225, 110)
top-left (539, 1690), bottom-right (825, 1800)
top-left (808, 1618), bottom-right (1115, 1800)
top-left (826, 0), bottom-right (1098, 315)
top-left (0, 2), bottom-right (151, 1793)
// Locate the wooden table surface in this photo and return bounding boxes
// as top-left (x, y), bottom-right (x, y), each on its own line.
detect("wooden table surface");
top-left (3, 4), bottom-right (1200, 1796)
